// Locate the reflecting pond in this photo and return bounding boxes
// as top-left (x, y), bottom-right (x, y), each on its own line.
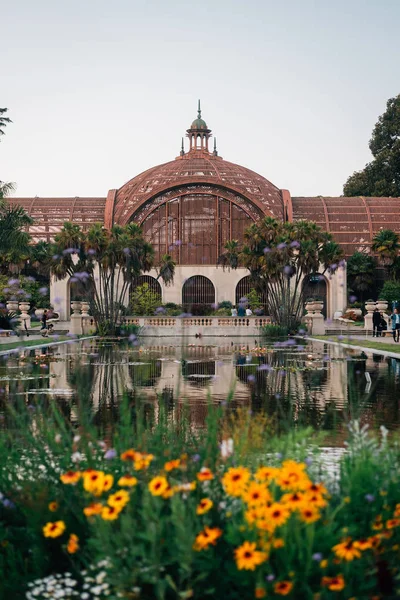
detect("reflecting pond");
top-left (1, 336), bottom-right (400, 446)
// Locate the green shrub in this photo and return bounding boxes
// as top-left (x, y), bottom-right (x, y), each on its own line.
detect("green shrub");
top-left (130, 283), bottom-right (161, 316)
top-left (261, 323), bottom-right (289, 338)
top-left (379, 280), bottom-right (400, 306)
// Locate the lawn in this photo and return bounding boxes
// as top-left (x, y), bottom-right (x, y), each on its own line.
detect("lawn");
top-left (313, 335), bottom-right (400, 354)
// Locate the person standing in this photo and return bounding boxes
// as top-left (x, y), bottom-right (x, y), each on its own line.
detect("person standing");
top-left (41, 309), bottom-right (48, 331)
top-left (390, 308), bottom-right (400, 342)
top-left (237, 304), bottom-right (245, 317)
top-left (372, 308), bottom-right (381, 337)
top-left (246, 306), bottom-right (253, 316)
top-left (231, 306), bottom-right (238, 317)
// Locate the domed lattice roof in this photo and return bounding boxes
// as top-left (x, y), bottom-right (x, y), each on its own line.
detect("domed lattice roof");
top-left (190, 117), bottom-right (208, 130)
top-left (112, 153), bottom-right (284, 225)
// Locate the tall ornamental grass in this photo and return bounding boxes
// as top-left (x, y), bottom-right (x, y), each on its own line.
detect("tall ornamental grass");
top-left (0, 396), bottom-right (399, 599)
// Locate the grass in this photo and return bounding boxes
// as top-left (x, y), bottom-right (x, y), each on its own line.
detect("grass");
top-left (313, 334), bottom-right (400, 354)
top-left (0, 335), bottom-right (72, 352)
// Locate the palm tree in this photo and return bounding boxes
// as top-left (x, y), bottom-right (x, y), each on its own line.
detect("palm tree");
top-left (0, 200), bottom-right (33, 273)
top-left (0, 108), bottom-right (11, 138)
top-left (371, 229), bottom-right (400, 267)
top-left (347, 251), bottom-right (377, 301)
top-left (0, 181), bottom-right (15, 199)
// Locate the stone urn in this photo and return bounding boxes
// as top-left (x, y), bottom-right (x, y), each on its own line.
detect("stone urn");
top-left (81, 301), bottom-right (90, 317)
top-left (365, 300), bottom-right (376, 314)
top-left (313, 301), bottom-right (324, 314)
top-left (6, 300), bottom-right (19, 313)
top-left (305, 300), bottom-right (315, 313)
top-left (351, 308), bottom-right (362, 317)
top-left (71, 301), bottom-right (82, 316)
top-left (376, 299), bottom-right (388, 312)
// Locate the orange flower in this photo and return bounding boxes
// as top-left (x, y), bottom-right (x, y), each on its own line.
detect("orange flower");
top-left (197, 467), bottom-right (214, 481)
top-left (193, 526), bottom-right (222, 551)
top-left (83, 502), bottom-right (103, 517)
top-left (43, 521), bottom-right (66, 538)
top-left (101, 505), bottom-right (121, 521)
top-left (118, 475), bottom-right (138, 487)
top-left (60, 470), bottom-right (81, 485)
top-left (299, 506), bottom-right (320, 524)
top-left (265, 503), bottom-right (290, 527)
top-left (164, 459), bottom-right (181, 472)
top-left (303, 491), bottom-right (327, 509)
top-left (354, 538), bottom-right (372, 551)
top-left (67, 533), bottom-right (79, 554)
top-left (255, 588), bottom-right (267, 598)
top-left (242, 481), bottom-right (271, 507)
top-left (321, 574), bottom-right (345, 591)
top-left (120, 448), bottom-right (139, 462)
top-left (272, 538), bottom-right (285, 548)
top-left (48, 501), bottom-right (59, 512)
top-left (305, 481), bottom-right (328, 496)
top-left (281, 492), bottom-right (306, 511)
top-left (274, 581), bottom-right (293, 596)
top-left (372, 516), bottom-right (383, 531)
top-left (134, 453), bottom-right (154, 471)
top-left (234, 541), bottom-right (268, 570)
top-left (386, 518), bottom-right (400, 529)
top-left (197, 498), bottom-right (213, 515)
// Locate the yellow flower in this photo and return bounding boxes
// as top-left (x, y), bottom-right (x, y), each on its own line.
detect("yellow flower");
top-left (234, 541), bottom-right (267, 570)
top-left (164, 459), bottom-right (181, 472)
top-left (222, 466), bottom-right (251, 497)
top-left (274, 581), bottom-right (293, 596)
top-left (197, 467), bottom-right (214, 481)
top-left (118, 474), bottom-right (138, 487)
top-left (372, 516), bottom-right (383, 531)
top-left (255, 465), bottom-right (279, 483)
top-left (43, 521), bottom-right (66, 538)
top-left (101, 505), bottom-right (121, 520)
top-left (102, 474), bottom-right (114, 492)
top-left (303, 491), bottom-right (328, 509)
top-left (108, 489), bottom-right (130, 509)
top-left (162, 483), bottom-right (175, 499)
top-left (242, 481), bottom-right (271, 507)
top-left (321, 574), bottom-right (345, 591)
top-left (277, 460), bottom-right (309, 491)
top-left (67, 533), bottom-right (79, 554)
top-left (319, 559), bottom-right (328, 569)
top-left (83, 502), bottom-right (103, 517)
top-left (299, 506), bottom-right (320, 524)
top-left (197, 498), bottom-right (213, 515)
top-left (344, 496), bottom-right (351, 504)
top-left (173, 482), bottom-right (197, 493)
top-left (305, 481), bottom-right (328, 496)
top-left (134, 453), bottom-right (154, 471)
top-left (255, 588), bottom-right (267, 598)
top-left (83, 470), bottom-right (105, 496)
top-left (60, 470), bottom-right (81, 485)
top-left (265, 503), bottom-right (291, 528)
top-left (332, 538), bottom-right (361, 561)
top-left (193, 526), bottom-right (222, 551)
top-left (354, 538), bottom-right (372, 551)
top-left (48, 501), bottom-right (59, 512)
top-left (272, 538), bottom-right (285, 548)
top-left (148, 476), bottom-right (169, 496)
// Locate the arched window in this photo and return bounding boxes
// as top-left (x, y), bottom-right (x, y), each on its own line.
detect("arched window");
top-left (182, 276), bottom-right (215, 308)
top-left (131, 275), bottom-right (162, 303)
top-left (235, 276), bottom-right (268, 312)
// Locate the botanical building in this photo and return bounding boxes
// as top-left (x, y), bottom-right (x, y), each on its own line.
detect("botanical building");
top-left (10, 104), bottom-right (400, 320)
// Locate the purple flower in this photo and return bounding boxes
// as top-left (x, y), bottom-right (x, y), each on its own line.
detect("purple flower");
top-left (175, 240), bottom-right (182, 246)
top-left (278, 370), bottom-right (286, 377)
top-left (192, 453), bottom-right (201, 462)
top-left (128, 334), bottom-right (137, 342)
top-left (155, 306), bottom-right (166, 314)
top-left (2, 499), bottom-right (15, 509)
top-left (365, 494), bottom-right (375, 502)
top-left (87, 248), bottom-right (97, 255)
top-left (104, 448), bottom-right (117, 460)
top-left (305, 457), bottom-right (313, 466)
top-left (257, 364), bottom-right (271, 372)
top-left (247, 374), bottom-right (256, 383)
top-left (266, 574), bottom-right (275, 582)
top-left (275, 452), bottom-right (283, 459)
top-left (123, 248), bottom-right (130, 255)
top-left (62, 248), bottom-right (76, 255)
top-left (290, 240), bottom-right (300, 248)
top-left (275, 393), bottom-right (281, 400)
top-left (8, 279), bottom-right (19, 286)
top-left (52, 254), bottom-right (59, 260)
top-left (349, 295), bottom-right (357, 304)
top-left (312, 552), bottom-right (323, 561)
top-left (277, 242), bottom-right (287, 250)
top-left (263, 246), bottom-right (271, 254)
top-left (70, 277), bottom-right (78, 283)
top-left (39, 287), bottom-right (48, 295)
top-left (337, 335), bottom-right (344, 341)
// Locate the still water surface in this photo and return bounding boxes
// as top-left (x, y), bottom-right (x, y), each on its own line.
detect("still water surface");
top-left (1, 337), bottom-right (400, 445)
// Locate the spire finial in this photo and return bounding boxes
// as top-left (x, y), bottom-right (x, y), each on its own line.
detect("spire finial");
top-left (197, 99), bottom-right (201, 119)
top-left (213, 137), bottom-right (218, 156)
top-left (180, 137), bottom-right (185, 156)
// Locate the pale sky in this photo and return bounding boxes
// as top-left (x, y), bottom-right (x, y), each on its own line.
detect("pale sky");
top-left (1, 0), bottom-right (399, 198)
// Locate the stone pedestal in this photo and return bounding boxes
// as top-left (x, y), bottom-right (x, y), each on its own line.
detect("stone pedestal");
top-left (81, 301), bottom-right (90, 317)
top-left (304, 300), bottom-right (326, 335)
top-left (364, 301), bottom-right (375, 331)
top-left (19, 302), bottom-right (31, 329)
top-left (70, 302), bottom-right (82, 335)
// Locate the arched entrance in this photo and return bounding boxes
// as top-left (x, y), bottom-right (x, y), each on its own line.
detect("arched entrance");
top-left (182, 276), bottom-right (215, 311)
top-left (235, 276), bottom-right (268, 313)
top-left (302, 274), bottom-right (328, 317)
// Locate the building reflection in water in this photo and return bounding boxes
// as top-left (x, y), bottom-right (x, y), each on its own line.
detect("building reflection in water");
top-left (0, 337), bottom-right (400, 444)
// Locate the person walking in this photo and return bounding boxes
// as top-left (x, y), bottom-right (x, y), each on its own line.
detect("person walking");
top-left (372, 308), bottom-right (381, 337)
top-left (41, 309), bottom-right (48, 331)
top-left (390, 308), bottom-right (400, 342)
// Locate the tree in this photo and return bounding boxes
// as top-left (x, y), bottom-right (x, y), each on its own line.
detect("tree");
top-left (51, 222), bottom-right (175, 335)
top-left (0, 200), bottom-right (33, 273)
top-left (130, 283), bottom-right (160, 316)
top-left (218, 217), bottom-right (343, 329)
top-left (371, 229), bottom-right (399, 273)
top-left (346, 251), bottom-right (377, 301)
top-left (343, 95), bottom-right (400, 197)
top-left (0, 108), bottom-right (15, 199)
